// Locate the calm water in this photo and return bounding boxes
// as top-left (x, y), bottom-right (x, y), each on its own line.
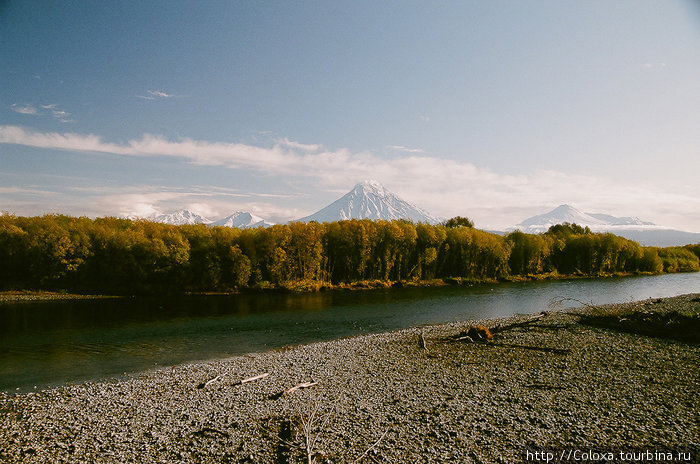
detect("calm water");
top-left (1, 273), bottom-right (698, 392)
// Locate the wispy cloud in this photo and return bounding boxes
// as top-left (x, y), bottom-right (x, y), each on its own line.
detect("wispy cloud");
top-left (11, 103), bottom-right (73, 122)
top-left (40, 104), bottom-right (74, 122)
top-left (11, 104), bottom-right (39, 115)
top-left (387, 145), bottom-right (425, 154)
top-left (1, 125), bottom-right (699, 230)
top-left (644, 62), bottom-right (667, 69)
top-left (136, 89), bottom-right (180, 100)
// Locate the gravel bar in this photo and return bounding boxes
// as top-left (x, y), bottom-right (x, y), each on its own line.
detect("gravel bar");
top-left (1, 294), bottom-right (698, 463)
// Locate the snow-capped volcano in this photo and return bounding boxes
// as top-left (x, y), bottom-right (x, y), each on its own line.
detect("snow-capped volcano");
top-left (153, 209), bottom-right (211, 225)
top-left (515, 204), bottom-right (655, 234)
top-left (509, 204), bottom-right (700, 246)
top-left (211, 211), bottom-right (275, 228)
top-left (297, 180), bottom-right (440, 224)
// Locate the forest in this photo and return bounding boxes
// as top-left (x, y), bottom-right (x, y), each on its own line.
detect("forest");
top-left (0, 214), bottom-right (698, 295)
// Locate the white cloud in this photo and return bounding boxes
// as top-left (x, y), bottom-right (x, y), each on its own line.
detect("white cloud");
top-left (11, 104), bottom-right (39, 115)
top-left (11, 103), bottom-right (72, 122)
top-left (1, 125), bottom-right (699, 231)
top-left (644, 62), bottom-right (667, 69)
top-left (387, 145), bottom-right (425, 154)
top-left (137, 89), bottom-right (179, 100)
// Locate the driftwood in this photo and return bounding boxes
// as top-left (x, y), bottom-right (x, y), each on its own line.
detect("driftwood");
top-left (190, 427), bottom-right (230, 438)
top-left (488, 342), bottom-right (570, 355)
top-left (419, 332), bottom-right (428, 351)
top-left (234, 372), bottom-right (270, 385)
top-left (197, 375), bottom-right (223, 389)
top-left (284, 381), bottom-right (318, 395)
top-left (352, 427), bottom-right (390, 463)
top-left (490, 313), bottom-right (546, 334)
top-left (197, 372), bottom-right (269, 389)
top-left (452, 325), bottom-right (493, 343)
top-left (270, 381), bottom-right (318, 400)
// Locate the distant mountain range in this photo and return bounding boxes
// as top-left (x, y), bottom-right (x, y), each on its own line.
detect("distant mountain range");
top-left (146, 181), bottom-right (439, 228)
top-left (297, 180), bottom-right (440, 224)
top-left (511, 204), bottom-right (700, 247)
top-left (150, 210), bottom-right (275, 228)
top-left (140, 190), bottom-right (698, 247)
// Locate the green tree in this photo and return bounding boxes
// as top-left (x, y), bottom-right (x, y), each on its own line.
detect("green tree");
top-left (443, 216), bottom-right (474, 228)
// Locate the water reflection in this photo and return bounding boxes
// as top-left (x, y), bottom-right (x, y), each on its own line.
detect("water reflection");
top-left (1, 272), bottom-right (698, 391)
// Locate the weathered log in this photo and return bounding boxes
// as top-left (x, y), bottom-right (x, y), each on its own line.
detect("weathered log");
top-left (491, 313), bottom-right (545, 334)
top-left (235, 372), bottom-right (270, 385)
top-left (283, 381), bottom-right (318, 395)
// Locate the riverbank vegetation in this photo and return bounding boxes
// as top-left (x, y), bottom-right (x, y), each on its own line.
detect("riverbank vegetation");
top-left (0, 214), bottom-right (698, 295)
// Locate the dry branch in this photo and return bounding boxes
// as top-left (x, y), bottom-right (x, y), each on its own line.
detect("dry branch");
top-left (190, 427), bottom-right (230, 438)
top-left (419, 332), bottom-right (428, 351)
top-left (353, 427), bottom-right (390, 463)
top-left (196, 375), bottom-right (223, 389)
top-left (284, 381), bottom-right (318, 396)
top-left (490, 313), bottom-right (545, 334)
top-left (488, 342), bottom-right (570, 355)
top-left (198, 371), bottom-right (269, 389)
top-left (234, 372), bottom-right (269, 385)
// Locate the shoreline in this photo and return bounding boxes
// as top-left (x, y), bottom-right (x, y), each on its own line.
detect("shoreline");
top-left (0, 270), bottom-right (673, 302)
top-left (1, 293), bottom-right (698, 463)
top-left (0, 291), bottom-right (122, 302)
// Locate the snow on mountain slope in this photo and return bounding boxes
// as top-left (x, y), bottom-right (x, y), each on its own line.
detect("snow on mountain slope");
top-left (509, 205), bottom-right (700, 246)
top-left (148, 209), bottom-right (274, 228)
top-left (297, 180), bottom-right (440, 224)
top-left (513, 204), bottom-right (660, 234)
top-left (211, 211), bottom-right (275, 228)
top-left (210, 211), bottom-right (274, 229)
top-left (586, 213), bottom-right (654, 226)
top-left (153, 209), bottom-right (211, 225)
top-left (517, 204), bottom-right (607, 231)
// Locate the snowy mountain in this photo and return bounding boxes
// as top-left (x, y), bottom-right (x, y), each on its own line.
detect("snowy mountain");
top-left (297, 180), bottom-right (440, 224)
top-left (517, 204), bottom-right (609, 231)
top-left (512, 204), bottom-right (700, 247)
top-left (211, 211), bottom-right (275, 229)
top-left (514, 204), bottom-right (657, 233)
top-left (153, 209), bottom-right (211, 225)
top-left (147, 209), bottom-right (274, 228)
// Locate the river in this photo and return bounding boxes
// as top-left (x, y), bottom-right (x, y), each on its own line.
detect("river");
top-left (1, 272), bottom-right (698, 392)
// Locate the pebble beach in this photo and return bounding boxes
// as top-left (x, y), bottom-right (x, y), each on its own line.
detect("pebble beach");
top-left (1, 294), bottom-right (698, 463)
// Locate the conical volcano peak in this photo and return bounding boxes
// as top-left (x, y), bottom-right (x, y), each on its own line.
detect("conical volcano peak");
top-left (297, 181), bottom-right (439, 224)
top-left (552, 204), bottom-right (581, 214)
top-left (357, 179), bottom-right (385, 191)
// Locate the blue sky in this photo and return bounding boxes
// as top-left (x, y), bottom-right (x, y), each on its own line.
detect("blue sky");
top-left (1, 1), bottom-right (699, 230)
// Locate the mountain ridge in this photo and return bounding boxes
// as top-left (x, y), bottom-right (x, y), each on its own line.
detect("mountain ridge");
top-left (211, 211), bottom-right (275, 228)
top-left (153, 209), bottom-right (211, 226)
top-left (516, 204), bottom-right (654, 232)
top-left (148, 209), bottom-right (274, 228)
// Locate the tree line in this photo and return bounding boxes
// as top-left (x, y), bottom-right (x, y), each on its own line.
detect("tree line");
top-left (0, 214), bottom-right (698, 294)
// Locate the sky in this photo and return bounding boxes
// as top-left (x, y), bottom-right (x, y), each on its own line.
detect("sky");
top-left (1, 0), bottom-right (699, 231)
